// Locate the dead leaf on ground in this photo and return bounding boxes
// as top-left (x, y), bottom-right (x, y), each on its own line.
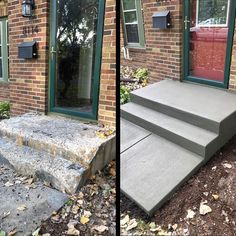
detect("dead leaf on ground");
top-left (199, 201), bottom-right (212, 215)
top-left (80, 216), bottom-right (90, 225)
top-left (93, 225), bottom-right (108, 233)
top-left (186, 209), bottom-right (196, 219)
top-left (67, 221), bottom-right (80, 235)
top-left (223, 163), bottom-right (232, 169)
top-left (32, 228), bottom-right (40, 236)
top-left (17, 204), bottom-right (27, 211)
top-left (126, 219), bottom-right (138, 231)
top-left (212, 194), bottom-right (219, 200)
top-left (8, 230), bottom-right (17, 236)
top-left (120, 215), bottom-right (129, 226)
top-left (1, 211), bottom-right (10, 219)
top-left (109, 167), bottom-right (116, 177)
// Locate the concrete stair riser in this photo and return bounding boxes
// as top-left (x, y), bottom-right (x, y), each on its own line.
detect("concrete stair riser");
top-left (131, 94), bottom-right (220, 133)
top-left (121, 108), bottom-right (219, 159)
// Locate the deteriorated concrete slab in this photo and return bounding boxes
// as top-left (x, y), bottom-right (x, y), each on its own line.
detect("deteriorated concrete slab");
top-left (132, 80), bottom-right (236, 122)
top-left (121, 118), bottom-right (150, 153)
top-left (121, 134), bottom-right (204, 215)
top-left (0, 113), bottom-right (116, 168)
top-left (0, 164), bottom-right (68, 236)
top-left (0, 137), bottom-right (87, 194)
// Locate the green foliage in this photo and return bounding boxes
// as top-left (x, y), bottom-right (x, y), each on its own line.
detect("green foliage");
top-left (0, 101), bottom-right (10, 119)
top-left (120, 85), bottom-right (130, 105)
top-left (134, 68), bottom-right (148, 82)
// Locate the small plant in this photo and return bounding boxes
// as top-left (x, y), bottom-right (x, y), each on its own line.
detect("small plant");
top-left (120, 85), bottom-right (130, 105)
top-left (0, 101), bottom-right (10, 119)
top-left (134, 68), bottom-right (148, 83)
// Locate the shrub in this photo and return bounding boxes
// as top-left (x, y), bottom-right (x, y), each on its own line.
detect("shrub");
top-left (120, 85), bottom-right (130, 105)
top-left (0, 101), bottom-right (10, 119)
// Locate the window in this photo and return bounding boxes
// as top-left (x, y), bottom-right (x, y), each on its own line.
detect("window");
top-left (0, 19), bottom-right (9, 82)
top-left (196, 0), bottom-right (230, 27)
top-left (122, 0), bottom-right (145, 48)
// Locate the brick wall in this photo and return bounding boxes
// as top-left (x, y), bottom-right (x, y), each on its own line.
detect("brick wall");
top-left (0, 0), bottom-right (9, 102)
top-left (8, 0), bottom-right (49, 115)
top-left (98, 0), bottom-right (116, 127)
top-left (121, 0), bottom-right (183, 83)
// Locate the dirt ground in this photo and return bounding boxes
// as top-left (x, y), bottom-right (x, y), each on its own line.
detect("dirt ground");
top-left (120, 136), bottom-right (236, 235)
top-left (40, 161), bottom-right (116, 236)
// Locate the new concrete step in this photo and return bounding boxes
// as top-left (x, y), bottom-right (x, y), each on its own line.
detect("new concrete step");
top-left (131, 80), bottom-right (236, 133)
top-left (121, 118), bottom-right (151, 153)
top-left (0, 136), bottom-right (88, 194)
top-left (121, 102), bottom-right (218, 158)
top-left (121, 130), bottom-right (204, 215)
top-left (0, 114), bottom-right (115, 172)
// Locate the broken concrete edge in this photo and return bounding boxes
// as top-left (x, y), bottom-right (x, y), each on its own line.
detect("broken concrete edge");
top-left (0, 129), bottom-right (115, 168)
top-left (121, 160), bottom-right (204, 216)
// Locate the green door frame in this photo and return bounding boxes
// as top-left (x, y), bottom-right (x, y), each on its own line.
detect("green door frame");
top-left (49, 0), bottom-right (105, 120)
top-left (183, 0), bottom-right (236, 89)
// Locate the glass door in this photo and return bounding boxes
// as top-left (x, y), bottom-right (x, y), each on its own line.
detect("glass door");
top-left (49, 0), bottom-right (105, 120)
top-left (183, 0), bottom-right (236, 88)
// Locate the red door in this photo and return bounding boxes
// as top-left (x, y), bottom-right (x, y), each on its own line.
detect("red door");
top-left (189, 0), bottom-right (230, 82)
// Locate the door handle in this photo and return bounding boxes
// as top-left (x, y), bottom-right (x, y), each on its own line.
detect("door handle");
top-left (51, 46), bottom-right (56, 59)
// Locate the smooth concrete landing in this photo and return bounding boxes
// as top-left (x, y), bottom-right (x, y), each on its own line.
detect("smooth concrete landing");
top-left (121, 133), bottom-right (203, 215)
top-left (132, 80), bottom-right (236, 123)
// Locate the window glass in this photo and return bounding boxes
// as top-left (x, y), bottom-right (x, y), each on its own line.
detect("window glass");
top-left (198, 0), bottom-right (229, 26)
top-left (122, 0), bottom-right (145, 47)
top-left (123, 0), bottom-right (136, 10)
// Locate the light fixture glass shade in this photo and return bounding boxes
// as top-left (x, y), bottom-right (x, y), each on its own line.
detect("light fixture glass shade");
top-left (22, 1), bottom-right (32, 17)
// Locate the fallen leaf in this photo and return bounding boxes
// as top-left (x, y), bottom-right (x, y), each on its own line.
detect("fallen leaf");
top-left (17, 204), bottom-right (27, 211)
top-left (32, 228), bottom-right (40, 236)
top-left (172, 224), bottom-right (178, 231)
top-left (109, 167), bottom-right (116, 177)
top-left (42, 234), bottom-right (51, 236)
top-left (186, 209), bottom-right (195, 219)
top-left (8, 230), bottom-right (17, 236)
top-left (80, 216), bottom-right (90, 224)
top-left (212, 194), bottom-right (219, 200)
top-left (4, 181), bottom-right (14, 187)
top-left (67, 225), bottom-right (80, 235)
top-left (223, 163), bottom-right (232, 169)
top-left (158, 229), bottom-right (168, 235)
top-left (72, 205), bottom-right (80, 215)
top-left (149, 222), bottom-right (156, 229)
top-left (126, 219), bottom-right (138, 231)
top-left (199, 202), bottom-right (212, 215)
top-left (83, 210), bottom-right (92, 218)
top-left (120, 215), bottom-right (129, 226)
top-left (93, 225), bottom-right (108, 233)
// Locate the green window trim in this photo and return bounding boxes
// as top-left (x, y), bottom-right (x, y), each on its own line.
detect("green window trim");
top-left (0, 18), bottom-right (8, 82)
top-left (121, 0), bottom-right (145, 48)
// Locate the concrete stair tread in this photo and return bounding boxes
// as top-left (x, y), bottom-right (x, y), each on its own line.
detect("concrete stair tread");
top-left (122, 102), bottom-right (218, 147)
top-left (132, 80), bottom-right (236, 123)
top-left (0, 136), bottom-right (88, 194)
top-left (0, 114), bottom-right (115, 167)
top-left (121, 134), bottom-right (204, 215)
top-left (121, 118), bottom-right (151, 153)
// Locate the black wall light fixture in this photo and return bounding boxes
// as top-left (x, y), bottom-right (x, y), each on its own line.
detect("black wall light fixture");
top-left (22, 0), bottom-right (35, 17)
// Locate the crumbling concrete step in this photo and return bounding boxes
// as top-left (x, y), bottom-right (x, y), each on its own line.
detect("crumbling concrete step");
top-left (0, 137), bottom-right (88, 194)
top-left (121, 102), bottom-right (218, 158)
top-left (131, 80), bottom-right (236, 133)
top-left (121, 118), bottom-right (151, 153)
top-left (121, 134), bottom-right (204, 215)
top-left (0, 114), bottom-right (115, 169)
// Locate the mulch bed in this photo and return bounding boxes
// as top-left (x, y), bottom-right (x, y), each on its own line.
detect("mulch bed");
top-left (40, 161), bottom-right (116, 236)
top-left (121, 136), bottom-right (236, 235)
